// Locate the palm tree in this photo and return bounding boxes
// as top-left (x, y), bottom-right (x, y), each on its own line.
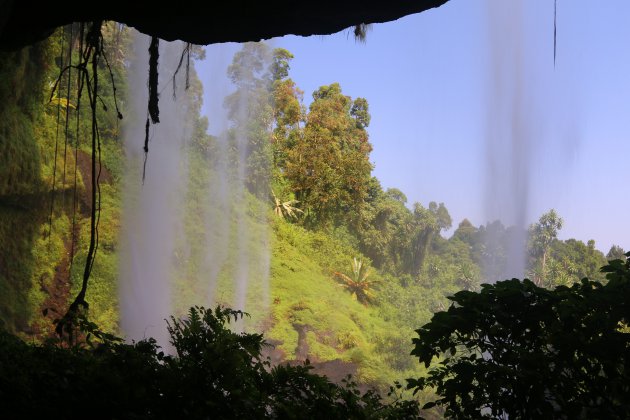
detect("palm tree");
top-left (527, 262), bottom-right (546, 287)
top-left (457, 263), bottom-right (479, 291)
top-left (333, 258), bottom-right (378, 304)
top-left (271, 189), bottom-right (303, 220)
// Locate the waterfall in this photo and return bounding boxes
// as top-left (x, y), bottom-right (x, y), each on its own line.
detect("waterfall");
top-left (483, 0), bottom-right (542, 281)
top-left (119, 36), bottom-right (272, 345)
top-left (119, 33), bottom-right (191, 347)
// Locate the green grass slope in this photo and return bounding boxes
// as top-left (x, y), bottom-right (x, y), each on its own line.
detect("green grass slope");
top-left (267, 219), bottom-right (427, 390)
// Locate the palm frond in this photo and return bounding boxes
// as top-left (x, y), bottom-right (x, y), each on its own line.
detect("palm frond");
top-left (272, 189), bottom-right (303, 219)
top-left (333, 258), bottom-right (378, 305)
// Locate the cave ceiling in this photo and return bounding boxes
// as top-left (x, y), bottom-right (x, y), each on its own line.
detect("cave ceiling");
top-left (0, 0), bottom-right (450, 50)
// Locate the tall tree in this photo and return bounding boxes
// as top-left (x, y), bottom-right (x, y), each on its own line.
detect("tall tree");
top-left (452, 219), bottom-right (478, 247)
top-left (354, 180), bottom-right (410, 270)
top-left (408, 203), bottom-right (451, 277)
top-left (528, 209), bottom-right (563, 286)
top-left (392, 203), bottom-right (438, 277)
top-left (608, 244), bottom-right (627, 261)
top-left (429, 201), bottom-right (452, 231)
top-left (270, 49), bottom-right (303, 181)
top-left (284, 83), bottom-right (373, 227)
top-left (477, 220), bottom-right (508, 282)
top-left (547, 238), bottom-right (607, 284)
top-left (223, 43), bottom-right (274, 195)
top-left (269, 48), bottom-right (293, 82)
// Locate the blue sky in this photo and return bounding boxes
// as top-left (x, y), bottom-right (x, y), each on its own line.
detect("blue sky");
top-left (196, 0), bottom-right (630, 253)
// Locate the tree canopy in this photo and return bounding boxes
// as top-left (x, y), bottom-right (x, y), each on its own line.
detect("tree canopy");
top-left (283, 83), bottom-right (373, 227)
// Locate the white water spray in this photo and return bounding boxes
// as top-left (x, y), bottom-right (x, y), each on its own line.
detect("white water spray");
top-left (119, 38), bottom-right (273, 344)
top-left (119, 33), bottom-right (191, 347)
top-left (484, 0), bottom-right (543, 281)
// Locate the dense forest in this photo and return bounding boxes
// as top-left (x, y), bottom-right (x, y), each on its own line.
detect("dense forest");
top-left (0, 23), bottom-right (628, 418)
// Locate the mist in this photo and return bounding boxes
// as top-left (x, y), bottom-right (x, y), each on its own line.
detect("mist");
top-left (118, 33), bottom-right (191, 347)
top-left (118, 36), bottom-right (272, 345)
top-left (483, 0), bottom-right (543, 281)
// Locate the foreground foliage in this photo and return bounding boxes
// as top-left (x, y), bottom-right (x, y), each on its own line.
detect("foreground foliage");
top-left (409, 254), bottom-right (630, 419)
top-left (0, 305), bottom-right (419, 419)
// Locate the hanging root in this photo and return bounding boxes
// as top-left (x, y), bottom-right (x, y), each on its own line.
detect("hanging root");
top-left (56, 20), bottom-right (104, 341)
top-left (172, 43), bottom-right (192, 98)
top-left (101, 45), bottom-right (124, 120)
top-left (353, 23), bottom-right (371, 43)
top-left (186, 43), bottom-right (190, 90)
top-left (554, 0), bottom-right (557, 66)
top-left (67, 23), bottom-right (85, 296)
top-left (142, 36), bottom-right (161, 182)
top-left (147, 39), bottom-right (192, 175)
top-left (142, 116), bottom-right (150, 182)
top-left (61, 25), bottom-right (74, 197)
top-left (48, 26), bottom-right (66, 239)
top-left (148, 36), bottom-right (160, 124)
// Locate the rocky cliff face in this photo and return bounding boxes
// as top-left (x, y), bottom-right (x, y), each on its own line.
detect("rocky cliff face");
top-left (0, 0), bottom-right (449, 50)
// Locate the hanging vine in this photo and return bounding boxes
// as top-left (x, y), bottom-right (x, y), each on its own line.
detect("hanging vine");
top-left (68, 23), bottom-right (86, 294)
top-left (554, 0), bottom-right (558, 66)
top-left (143, 39), bottom-right (192, 181)
top-left (47, 20), bottom-right (123, 340)
top-left (47, 26), bottom-right (66, 239)
top-left (45, 22), bottom-right (192, 340)
top-left (172, 42), bottom-right (192, 97)
top-left (142, 36), bottom-right (160, 182)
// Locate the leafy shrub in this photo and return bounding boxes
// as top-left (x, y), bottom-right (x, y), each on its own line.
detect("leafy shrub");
top-left (408, 254), bottom-right (630, 419)
top-left (0, 305), bottom-right (419, 419)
